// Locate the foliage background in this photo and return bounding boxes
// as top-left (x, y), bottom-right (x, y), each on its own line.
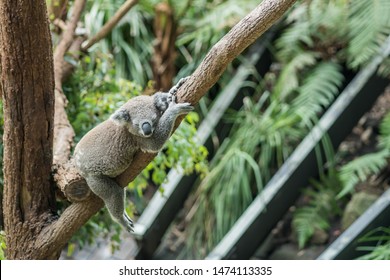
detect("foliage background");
top-left (0, 0), bottom-right (390, 259)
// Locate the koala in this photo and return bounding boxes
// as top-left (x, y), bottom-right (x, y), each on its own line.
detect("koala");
top-left (74, 77), bottom-right (193, 232)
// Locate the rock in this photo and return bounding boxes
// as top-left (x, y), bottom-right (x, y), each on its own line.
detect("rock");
top-left (341, 192), bottom-right (378, 230)
top-left (268, 243), bottom-right (324, 260)
top-left (311, 228), bottom-right (329, 245)
top-left (252, 233), bottom-right (276, 259)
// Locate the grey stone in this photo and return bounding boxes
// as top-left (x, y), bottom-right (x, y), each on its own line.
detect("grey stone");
top-left (341, 192), bottom-right (378, 230)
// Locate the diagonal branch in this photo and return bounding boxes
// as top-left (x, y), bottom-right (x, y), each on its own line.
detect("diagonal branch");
top-left (81, 0), bottom-right (138, 51)
top-left (44, 0), bottom-right (297, 258)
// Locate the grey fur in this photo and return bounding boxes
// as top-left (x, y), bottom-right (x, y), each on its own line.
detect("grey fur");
top-left (74, 78), bottom-right (193, 232)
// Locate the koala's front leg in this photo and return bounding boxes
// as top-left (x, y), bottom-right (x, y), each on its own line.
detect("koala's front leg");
top-left (154, 92), bottom-right (171, 112)
top-left (85, 175), bottom-right (134, 232)
top-left (154, 76), bottom-right (190, 112)
top-left (141, 99), bottom-right (194, 152)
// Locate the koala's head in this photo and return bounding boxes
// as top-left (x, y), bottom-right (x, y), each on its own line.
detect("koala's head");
top-left (110, 95), bottom-right (160, 138)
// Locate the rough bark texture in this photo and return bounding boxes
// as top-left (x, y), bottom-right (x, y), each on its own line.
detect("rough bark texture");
top-left (151, 2), bottom-right (178, 91)
top-left (0, 0), bottom-right (56, 259)
top-left (53, 0), bottom-right (86, 165)
top-left (54, 0), bottom-right (297, 242)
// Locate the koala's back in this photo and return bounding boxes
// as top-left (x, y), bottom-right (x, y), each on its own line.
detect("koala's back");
top-left (74, 120), bottom-right (138, 177)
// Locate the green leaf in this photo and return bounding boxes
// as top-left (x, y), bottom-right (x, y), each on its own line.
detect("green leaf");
top-left (337, 150), bottom-right (390, 199)
top-left (347, 0), bottom-right (390, 68)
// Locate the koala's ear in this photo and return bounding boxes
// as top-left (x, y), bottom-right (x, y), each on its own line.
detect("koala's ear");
top-left (111, 108), bottom-right (131, 126)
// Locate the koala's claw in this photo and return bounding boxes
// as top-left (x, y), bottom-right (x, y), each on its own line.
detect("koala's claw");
top-left (177, 76), bottom-right (190, 87)
top-left (168, 76), bottom-right (190, 96)
top-left (176, 102), bottom-right (194, 114)
top-left (167, 93), bottom-right (176, 104)
top-left (123, 213), bottom-right (134, 232)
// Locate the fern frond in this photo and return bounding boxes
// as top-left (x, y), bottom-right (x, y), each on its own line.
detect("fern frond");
top-left (276, 0), bottom-right (349, 61)
top-left (293, 62), bottom-right (344, 122)
top-left (337, 150), bottom-right (390, 198)
top-left (293, 207), bottom-right (330, 249)
top-left (378, 57), bottom-right (390, 77)
top-left (379, 111), bottom-right (390, 148)
top-left (292, 172), bottom-right (341, 248)
top-left (178, 0), bottom-right (258, 46)
top-left (275, 0), bottom-right (315, 61)
top-left (347, 0), bottom-right (390, 69)
top-left (273, 51), bottom-right (318, 100)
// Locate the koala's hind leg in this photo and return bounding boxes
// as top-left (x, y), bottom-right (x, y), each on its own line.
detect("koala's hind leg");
top-left (85, 175), bottom-right (134, 232)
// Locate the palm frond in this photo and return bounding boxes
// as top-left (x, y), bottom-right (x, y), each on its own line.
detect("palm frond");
top-left (347, 0), bottom-right (390, 69)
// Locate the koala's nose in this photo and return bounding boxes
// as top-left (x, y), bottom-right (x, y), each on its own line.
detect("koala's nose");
top-left (142, 122), bottom-right (152, 136)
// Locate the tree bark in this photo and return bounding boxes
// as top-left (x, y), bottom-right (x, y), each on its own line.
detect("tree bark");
top-left (0, 0), bottom-right (56, 259)
top-left (151, 2), bottom-right (178, 91)
top-left (53, 0), bottom-right (86, 165)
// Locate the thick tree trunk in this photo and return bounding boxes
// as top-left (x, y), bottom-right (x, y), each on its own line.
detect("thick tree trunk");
top-left (0, 0), bottom-right (56, 259)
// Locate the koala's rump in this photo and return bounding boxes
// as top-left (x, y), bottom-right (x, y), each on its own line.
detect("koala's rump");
top-left (74, 120), bottom-right (137, 177)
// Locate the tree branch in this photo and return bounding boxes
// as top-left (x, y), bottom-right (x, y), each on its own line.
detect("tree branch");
top-left (53, 0), bottom-right (86, 165)
top-left (47, 0), bottom-right (297, 256)
top-left (81, 0), bottom-right (138, 51)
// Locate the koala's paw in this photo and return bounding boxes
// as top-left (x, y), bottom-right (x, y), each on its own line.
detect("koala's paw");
top-left (155, 92), bottom-right (175, 112)
top-left (123, 212), bottom-right (134, 233)
top-left (176, 76), bottom-right (190, 87)
top-left (174, 102), bottom-right (194, 115)
top-left (168, 76), bottom-right (190, 96)
top-left (167, 93), bottom-right (176, 104)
